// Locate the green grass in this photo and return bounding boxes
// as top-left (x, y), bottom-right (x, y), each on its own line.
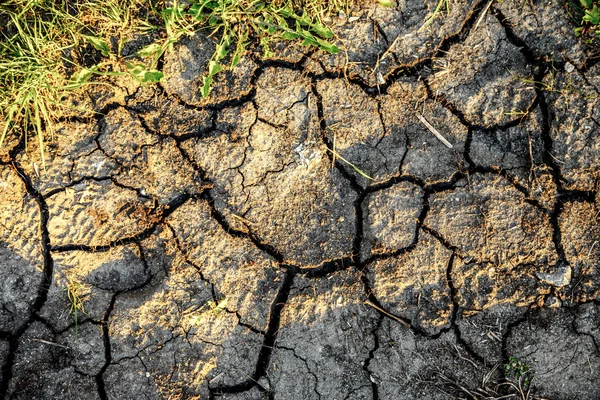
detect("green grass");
top-left (158, 0), bottom-right (343, 97)
top-left (326, 147), bottom-right (374, 180)
top-left (0, 0), bottom-right (348, 166)
top-left (1, 0), bottom-right (77, 166)
top-left (419, 0), bottom-right (450, 32)
top-left (0, 0), bottom-right (156, 165)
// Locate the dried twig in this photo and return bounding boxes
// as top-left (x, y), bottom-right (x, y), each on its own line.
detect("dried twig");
top-left (31, 338), bottom-right (70, 349)
top-left (474, 0), bottom-right (495, 30)
top-left (363, 300), bottom-right (410, 327)
top-left (416, 113), bottom-right (453, 148)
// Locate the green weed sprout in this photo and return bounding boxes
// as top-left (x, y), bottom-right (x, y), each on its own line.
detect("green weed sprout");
top-left (419, 0), bottom-right (450, 32)
top-left (504, 356), bottom-right (533, 387)
top-left (571, 0), bottom-right (600, 37)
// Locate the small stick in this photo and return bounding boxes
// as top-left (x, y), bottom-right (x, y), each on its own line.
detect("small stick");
top-left (332, 132), bottom-right (337, 169)
top-left (416, 113), bottom-right (453, 148)
top-left (453, 344), bottom-right (479, 370)
top-left (364, 300), bottom-right (410, 328)
top-left (31, 338), bottom-right (70, 349)
top-left (231, 213), bottom-right (254, 225)
top-left (473, 0), bottom-right (494, 31)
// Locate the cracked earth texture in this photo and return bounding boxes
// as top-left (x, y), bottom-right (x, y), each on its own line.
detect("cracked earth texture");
top-left (2, 1), bottom-right (600, 399)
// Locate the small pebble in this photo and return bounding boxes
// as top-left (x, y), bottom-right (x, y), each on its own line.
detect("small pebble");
top-left (535, 263), bottom-right (572, 287)
top-left (564, 62), bottom-right (575, 73)
top-left (544, 295), bottom-right (561, 308)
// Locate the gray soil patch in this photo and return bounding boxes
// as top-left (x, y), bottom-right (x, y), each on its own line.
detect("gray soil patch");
top-left (506, 307), bottom-right (600, 399)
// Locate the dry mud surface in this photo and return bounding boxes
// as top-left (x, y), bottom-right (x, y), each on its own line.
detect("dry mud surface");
top-left (2, 1), bottom-right (600, 399)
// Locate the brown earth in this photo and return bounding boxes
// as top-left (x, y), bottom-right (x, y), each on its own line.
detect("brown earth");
top-left (1, 0), bottom-right (600, 399)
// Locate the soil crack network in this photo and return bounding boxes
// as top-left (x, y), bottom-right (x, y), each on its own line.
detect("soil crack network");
top-left (1, 0), bottom-right (600, 398)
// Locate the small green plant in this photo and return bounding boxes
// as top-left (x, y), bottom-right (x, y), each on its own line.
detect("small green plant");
top-left (0, 0), bottom-right (79, 167)
top-left (188, 298), bottom-right (229, 326)
top-left (569, 0), bottom-right (600, 37)
top-left (504, 356), bottom-right (533, 387)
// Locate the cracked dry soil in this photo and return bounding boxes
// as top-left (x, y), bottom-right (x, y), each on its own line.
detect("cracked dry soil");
top-left (2, 1), bottom-right (600, 399)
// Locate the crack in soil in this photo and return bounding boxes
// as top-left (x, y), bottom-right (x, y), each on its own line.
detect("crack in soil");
top-left (0, 141), bottom-right (56, 399)
top-left (209, 269), bottom-right (295, 397)
top-left (2, 0), bottom-right (600, 397)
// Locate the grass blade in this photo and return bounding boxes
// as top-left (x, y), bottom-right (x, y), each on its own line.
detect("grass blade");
top-left (326, 147), bottom-right (374, 180)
